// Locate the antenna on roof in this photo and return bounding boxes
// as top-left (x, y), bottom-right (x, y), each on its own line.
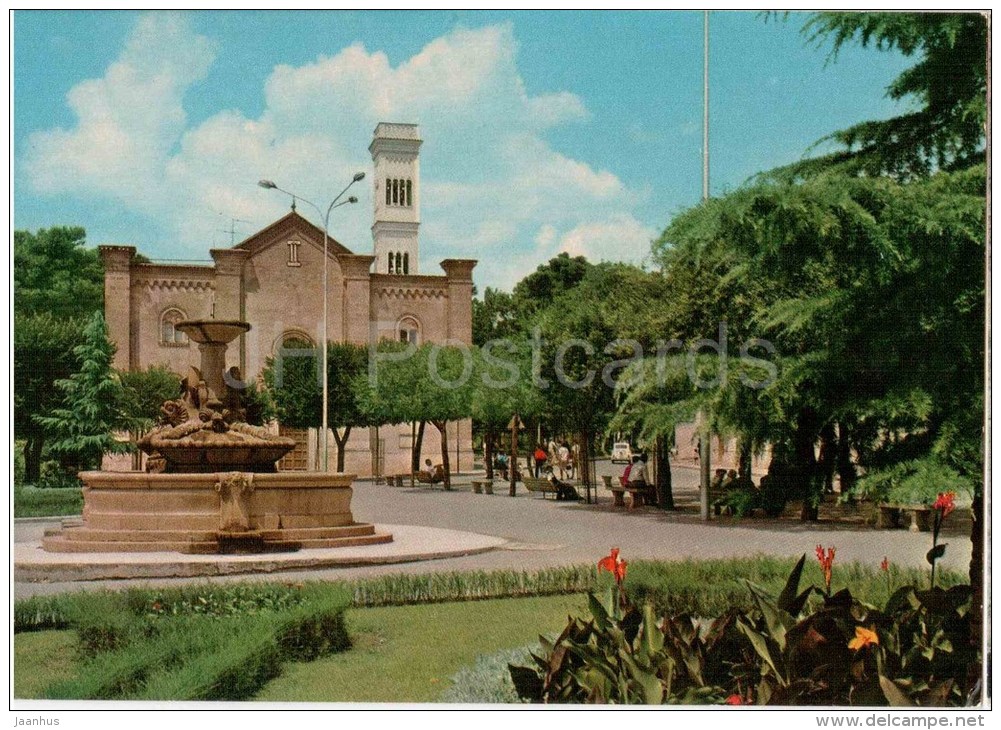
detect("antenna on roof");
top-left (216, 217), bottom-right (251, 246)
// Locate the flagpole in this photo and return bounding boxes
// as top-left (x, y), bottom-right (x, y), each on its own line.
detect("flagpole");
top-left (699, 10), bottom-right (712, 521)
top-left (703, 9), bottom-right (710, 202)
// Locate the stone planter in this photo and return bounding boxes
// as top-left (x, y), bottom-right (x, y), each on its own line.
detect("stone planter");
top-left (472, 481), bottom-right (483, 494)
top-left (878, 503), bottom-right (933, 532)
top-left (484, 480), bottom-right (494, 495)
top-left (909, 507), bottom-right (933, 533)
top-left (878, 504), bottom-right (902, 529)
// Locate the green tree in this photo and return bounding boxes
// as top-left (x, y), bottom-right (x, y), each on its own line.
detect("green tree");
top-left (773, 12), bottom-right (987, 179)
top-left (118, 366), bottom-right (183, 470)
top-left (261, 341), bottom-right (370, 472)
top-left (472, 287), bottom-right (518, 346)
top-left (13, 313), bottom-right (88, 482)
top-left (471, 342), bottom-right (545, 481)
top-left (530, 263), bottom-right (674, 496)
top-left (34, 312), bottom-right (130, 472)
top-left (14, 227), bottom-right (104, 319)
top-left (355, 342), bottom-right (474, 489)
top-left (643, 167), bottom-right (984, 517)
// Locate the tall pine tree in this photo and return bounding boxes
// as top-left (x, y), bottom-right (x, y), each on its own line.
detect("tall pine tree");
top-left (35, 311), bottom-right (130, 471)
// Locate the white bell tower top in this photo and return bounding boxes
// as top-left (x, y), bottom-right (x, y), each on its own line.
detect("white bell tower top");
top-left (370, 122), bottom-right (422, 275)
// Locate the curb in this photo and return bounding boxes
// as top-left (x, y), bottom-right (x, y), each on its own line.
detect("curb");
top-left (14, 524), bottom-right (508, 583)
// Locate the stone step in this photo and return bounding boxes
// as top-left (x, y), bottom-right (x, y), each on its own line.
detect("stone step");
top-left (52, 527), bottom-right (219, 543)
top-left (294, 532), bottom-right (394, 549)
top-left (84, 512), bottom-right (219, 531)
top-left (42, 536), bottom-right (219, 554)
top-left (258, 524), bottom-right (376, 541)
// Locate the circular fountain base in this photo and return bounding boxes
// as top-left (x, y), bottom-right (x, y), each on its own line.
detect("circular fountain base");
top-left (42, 471), bottom-right (393, 554)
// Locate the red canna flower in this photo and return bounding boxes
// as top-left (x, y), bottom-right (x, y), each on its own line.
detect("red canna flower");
top-left (724, 694), bottom-right (744, 705)
top-left (880, 556), bottom-right (890, 572)
top-left (816, 545), bottom-right (836, 593)
top-left (598, 548), bottom-right (627, 585)
top-left (933, 491), bottom-right (956, 518)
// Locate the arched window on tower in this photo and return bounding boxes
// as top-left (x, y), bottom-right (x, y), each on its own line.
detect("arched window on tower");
top-left (160, 308), bottom-right (189, 347)
top-left (402, 252), bottom-right (410, 275)
top-left (406, 179), bottom-right (412, 206)
top-left (385, 180), bottom-right (391, 205)
top-left (388, 252), bottom-right (394, 274)
top-left (395, 252), bottom-right (402, 274)
top-left (393, 179), bottom-right (400, 205)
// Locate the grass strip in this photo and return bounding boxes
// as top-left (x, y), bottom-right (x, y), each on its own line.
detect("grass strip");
top-left (14, 486), bottom-right (83, 518)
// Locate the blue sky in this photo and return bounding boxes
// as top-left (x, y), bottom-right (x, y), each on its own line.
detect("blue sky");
top-left (13, 10), bottom-right (911, 291)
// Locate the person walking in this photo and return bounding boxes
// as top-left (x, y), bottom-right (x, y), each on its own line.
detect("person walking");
top-left (533, 445), bottom-right (548, 478)
top-left (557, 442), bottom-right (570, 480)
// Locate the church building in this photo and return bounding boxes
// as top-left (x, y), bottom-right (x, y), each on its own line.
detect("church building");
top-left (100, 123), bottom-right (476, 476)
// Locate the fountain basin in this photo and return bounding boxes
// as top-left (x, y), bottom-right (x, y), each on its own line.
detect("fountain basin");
top-left (42, 471), bottom-right (393, 554)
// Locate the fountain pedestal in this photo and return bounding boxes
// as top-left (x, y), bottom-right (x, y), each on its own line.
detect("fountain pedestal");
top-left (42, 318), bottom-right (392, 554)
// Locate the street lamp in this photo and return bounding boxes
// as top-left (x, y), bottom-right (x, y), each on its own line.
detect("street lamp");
top-left (258, 172), bottom-right (365, 472)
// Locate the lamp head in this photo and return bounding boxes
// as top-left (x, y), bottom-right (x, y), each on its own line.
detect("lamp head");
top-left (258, 179), bottom-right (277, 189)
top-left (352, 172), bottom-right (366, 182)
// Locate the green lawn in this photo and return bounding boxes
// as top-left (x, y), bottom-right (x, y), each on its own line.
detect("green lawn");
top-left (255, 593), bottom-right (588, 703)
top-left (14, 486), bottom-right (83, 517)
top-left (13, 630), bottom-right (79, 698)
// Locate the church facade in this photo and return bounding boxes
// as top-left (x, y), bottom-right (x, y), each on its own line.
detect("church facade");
top-left (100, 123), bottom-right (476, 476)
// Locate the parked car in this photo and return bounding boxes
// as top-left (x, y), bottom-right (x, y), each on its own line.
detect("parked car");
top-left (610, 442), bottom-right (633, 464)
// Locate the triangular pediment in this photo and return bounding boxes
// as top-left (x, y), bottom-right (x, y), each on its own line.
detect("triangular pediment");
top-left (234, 211), bottom-right (353, 259)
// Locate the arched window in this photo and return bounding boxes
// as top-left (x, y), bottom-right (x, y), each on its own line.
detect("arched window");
top-left (385, 181), bottom-right (391, 205)
top-left (406, 179), bottom-right (412, 206)
top-left (160, 308), bottom-right (189, 346)
top-left (398, 315), bottom-right (420, 345)
top-left (388, 252), bottom-right (395, 274)
top-left (392, 179), bottom-right (398, 205)
top-left (274, 330), bottom-right (315, 354)
top-left (395, 252), bottom-right (402, 274)
top-left (402, 252), bottom-right (410, 275)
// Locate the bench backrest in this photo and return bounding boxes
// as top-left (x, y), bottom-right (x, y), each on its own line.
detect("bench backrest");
top-left (523, 477), bottom-right (555, 492)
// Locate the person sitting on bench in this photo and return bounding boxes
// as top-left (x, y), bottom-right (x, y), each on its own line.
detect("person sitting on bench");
top-left (418, 458), bottom-right (444, 484)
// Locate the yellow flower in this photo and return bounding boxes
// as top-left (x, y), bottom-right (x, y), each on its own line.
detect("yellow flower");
top-left (848, 626), bottom-right (879, 651)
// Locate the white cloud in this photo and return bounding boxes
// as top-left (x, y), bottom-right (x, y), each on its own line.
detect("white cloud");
top-left (555, 215), bottom-right (657, 263)
top-left (23, 15), bottom-right (655, 291)
top-left (24, 14), bottom-right (215, 204)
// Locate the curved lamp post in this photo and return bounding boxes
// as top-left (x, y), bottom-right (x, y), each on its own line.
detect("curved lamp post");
top-left (258, 172), bottom-right (365, 472)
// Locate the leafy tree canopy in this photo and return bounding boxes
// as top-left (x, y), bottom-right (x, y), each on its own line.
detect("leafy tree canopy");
top-left (14, 227), bottom-right (104, 319)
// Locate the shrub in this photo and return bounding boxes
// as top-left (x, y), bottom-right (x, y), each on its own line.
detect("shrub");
top-left (37, 460), bottom-right (84, 489)
top-left (511, 556), bottom-right (979, 706)
top-left (441, 646), bottom-right (533, 704)
top-left (13, 485), bottom-right (83, 518)
top-left (723, 487), bottom-right (760, 517)
top-left (31, 583), bottom-right (352, 700)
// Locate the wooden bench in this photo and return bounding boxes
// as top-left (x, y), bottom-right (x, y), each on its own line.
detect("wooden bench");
top-left (606, 481), bottom-right (649, 508)
top-left (470, 479), bottom-right (495, 494)
top-left (523, 476), bottom-right (559, 499)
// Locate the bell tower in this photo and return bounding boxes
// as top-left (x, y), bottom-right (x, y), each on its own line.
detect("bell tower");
top-left (370, 122), bottom-right (421, 275)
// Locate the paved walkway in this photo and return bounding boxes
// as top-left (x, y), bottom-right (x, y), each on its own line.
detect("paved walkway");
top-left (13, 462), bottom-right (972, 598)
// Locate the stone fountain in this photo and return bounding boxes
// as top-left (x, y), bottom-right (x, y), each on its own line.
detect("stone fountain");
top-left (43, 319), bottom-right (393, 555)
